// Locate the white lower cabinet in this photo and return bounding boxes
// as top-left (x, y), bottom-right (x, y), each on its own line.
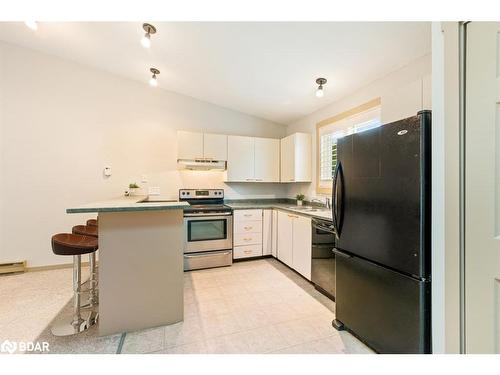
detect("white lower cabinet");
top-left (277, 211), bottom-right (294, 267)
top-left (233, 209), bottom-right (263, 259)
top-left (277, 210), bottom-right (312, 280)
top-left (262, 209), bottom-right (273, 256)
top-left (292, 215), bottom-right (312, 280)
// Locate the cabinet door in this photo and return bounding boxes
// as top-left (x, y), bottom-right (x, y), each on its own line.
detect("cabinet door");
top-left (255, 137), bottom-right (280, 182)
top-left (226, 136), bottom-right (255, 182)
top-left (280, 134), bottom-right (295, 182)
top-left (177, 131), bottom-right (204, 160)
top-left (262, 209), bottom-right (272, 256)
top-left (292, 215), bottom-right (312, 280)
top-left (271, 210), bottom-right (278, 257)
top-left (277, 211), bottom-right (293, 267)
top-left (204, 133), bottom-right (227, 161)
top-left (294, 133), bottom-right (312, 182)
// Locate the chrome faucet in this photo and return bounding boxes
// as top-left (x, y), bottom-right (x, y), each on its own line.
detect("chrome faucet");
top-left (312, 197), bottom-right (331, 209)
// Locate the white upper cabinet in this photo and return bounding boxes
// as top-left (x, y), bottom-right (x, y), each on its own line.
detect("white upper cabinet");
top-left (177, 131), bottom-right (227, 161)
top-left (226, 136), bottom-right (280, 182)
top-left (280, 132), bottom-right (312, 182)
top-left (254, 137), bottom-right (280, 182)
top-left (226, 135), bottom-right (255, 182)
top-left (204, 133), bottom-right (227, 161)
top-left (177, 131), bottom-right (204, 160)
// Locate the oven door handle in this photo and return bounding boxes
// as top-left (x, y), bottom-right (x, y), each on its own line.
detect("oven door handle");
top-left (184, 212), bottom-right (233, 217)
top-left (184, 251), bottom-right (232, 258)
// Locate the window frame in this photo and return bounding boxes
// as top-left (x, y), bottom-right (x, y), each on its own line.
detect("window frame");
top-left (315, 98), bottom-right (381, 195)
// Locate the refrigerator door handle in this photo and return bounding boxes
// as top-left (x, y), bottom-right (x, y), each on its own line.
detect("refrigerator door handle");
top-left (337, 161), bottom-right (344, 236)
top-left (332, 161), bottom-right (344, 238)
top-left (332, 247), bottom-right (352, 258)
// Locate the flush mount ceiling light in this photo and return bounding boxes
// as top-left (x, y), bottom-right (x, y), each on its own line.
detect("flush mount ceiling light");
top-left (315, 78), bottom-right (327, 98)
top-left (24, 21), bottom-right (38, 31)
top-left (149, 68), bottom-right (160, 87)
top-left (141, 23), bottom-right (157, 48)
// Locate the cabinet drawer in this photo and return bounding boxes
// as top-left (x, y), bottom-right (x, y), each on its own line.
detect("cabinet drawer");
top-left (234, 220), bottom-right (262, 234)
top-left (234, 209), bottom-right (262, 221)
top-left (234, 232), bottom-right (262, 246)
top-left (233, 244), bottom-right (263, 259)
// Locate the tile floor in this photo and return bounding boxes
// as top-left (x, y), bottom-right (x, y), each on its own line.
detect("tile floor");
top-left (0, 258), bottom-right (373, 354)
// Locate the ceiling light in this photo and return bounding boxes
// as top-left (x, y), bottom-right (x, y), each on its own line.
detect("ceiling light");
top-left (315, 78), bottom-right (327, 98)
top-left (149, 68), bottom-right (160, 87)
top-left (141, 23), bottom-right (156, 49)
top-left (24, 21), bottom-right (38, 31)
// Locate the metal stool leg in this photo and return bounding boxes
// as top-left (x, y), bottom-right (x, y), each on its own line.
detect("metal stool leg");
top-left (51, 255), bottom-right (97, 336)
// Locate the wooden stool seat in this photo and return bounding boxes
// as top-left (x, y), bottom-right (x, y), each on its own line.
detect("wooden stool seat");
top-left (51, 233), bottom-right (98, 256)
top-left (86, 219), bottom-right (98, 227)
top-left (72, 225), bottom-right (98, 238)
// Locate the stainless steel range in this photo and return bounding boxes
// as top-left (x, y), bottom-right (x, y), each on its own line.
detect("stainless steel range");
top-left (180, 189), bottom-right (233, 271)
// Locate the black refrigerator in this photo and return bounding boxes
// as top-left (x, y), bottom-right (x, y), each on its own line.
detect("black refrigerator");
top-left (331, 110), bottom-right (431, 354)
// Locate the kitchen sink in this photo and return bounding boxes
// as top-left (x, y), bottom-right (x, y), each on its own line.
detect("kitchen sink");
top-left (286, 206), bottom-right (327, 212)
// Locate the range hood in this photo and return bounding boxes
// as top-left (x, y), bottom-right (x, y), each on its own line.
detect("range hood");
top-left (177, 159), bottom-right (226, 170)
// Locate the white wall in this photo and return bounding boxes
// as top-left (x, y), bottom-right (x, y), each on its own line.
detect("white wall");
top-left (0, 42), bottom-right (287, 267)
top-left (285, 53), bottom-right (432, 200)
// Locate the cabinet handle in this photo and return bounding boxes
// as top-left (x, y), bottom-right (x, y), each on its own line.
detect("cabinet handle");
top-left (243, 238), bottom-right (252, 241)
top-left (287, 214), bottom-right (298, 219)
top-left (244, 214), bottom-right (252, 217)
top-left (244, 250), bottom-right (252, 254)
top-left (244, 226), bottom-right (253, 230)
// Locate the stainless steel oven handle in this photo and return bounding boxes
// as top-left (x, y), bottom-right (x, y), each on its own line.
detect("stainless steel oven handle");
top-left (184, 251), bottom-right (232, 258)
top-left (184, 212), bottom-right (233, 217)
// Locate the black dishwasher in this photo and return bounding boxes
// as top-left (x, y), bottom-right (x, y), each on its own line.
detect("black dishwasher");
top-left (311, 218), bottom-right (336, 300)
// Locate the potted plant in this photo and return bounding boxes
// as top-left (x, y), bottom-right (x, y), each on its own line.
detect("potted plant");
top-left (128, 183), bottom-right (140, 196)
top-left (296, 193), bottom-right (305, 206)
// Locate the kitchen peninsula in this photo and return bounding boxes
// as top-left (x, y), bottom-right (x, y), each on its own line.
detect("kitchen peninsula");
top-left (67, 196), bottom-right (189, 336)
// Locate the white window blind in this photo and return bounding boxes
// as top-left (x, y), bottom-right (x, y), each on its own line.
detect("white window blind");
top-left (318, 106), bottom-right (381, 189)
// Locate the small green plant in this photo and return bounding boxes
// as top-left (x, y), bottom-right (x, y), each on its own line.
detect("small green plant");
top-left (296, 194), bottom-right (305, 201)
top-left (129, 183), bottom-right (140, 189)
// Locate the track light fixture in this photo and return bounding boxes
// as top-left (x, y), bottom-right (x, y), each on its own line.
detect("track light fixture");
top-left (315, 78), bottom-right (327, 98)
top-left (149, 68), bottom-right (160, 87)
top-left (141, 23), bottom-right (157, 48)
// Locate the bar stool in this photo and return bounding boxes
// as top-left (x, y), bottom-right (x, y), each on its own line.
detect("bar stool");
top-left (72, 225), bottom-right (98, 307)
top-left (51, 233), bottom-right (99, 336)
top-left (86, 218), bottom-right (98, 227)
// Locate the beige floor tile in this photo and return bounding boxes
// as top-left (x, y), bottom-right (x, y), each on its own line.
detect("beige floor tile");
top-left (164, 317), bottom-right (205, 348)
top-left (199, 312), bottom-right (243, 338)
top-left (204, 331), bottom-right (250, 354)
top-left (242, 325), bottom-right (289, 354)
top-left (121, 326), bottom-right (165, 354)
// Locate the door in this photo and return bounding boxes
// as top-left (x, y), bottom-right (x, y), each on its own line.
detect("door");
top-left (177, 131), bottom-right (203, 160)
top-left (226, 135), bottom-right (255, 182)
top-left (311, 219), bottom-right (336, 298)
top-left (262, 209), bottom-right (273, 256)
top-left (292, 215), bottom-right (312, 280)
top-left (336, 115), bottom-right (429, 278)
top-left (280, 134), bottom-right (295, 182)
top-left (464, 22), bottom-right (500, 353)
top-left (335, 254), bottom-right (431, 353)
top-left (184, 215), bottom-right (233, 253)
top-left (204, 133), bottom-right (227, 161)
top-left (271, 209), bottom-right (278, 257)
top-left (277, 211), bottom-right (293, 267)
top-left (255, 137), bottom-right (280, 182)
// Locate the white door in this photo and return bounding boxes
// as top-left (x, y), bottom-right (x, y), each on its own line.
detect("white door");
top-left (177, 131), bottom-right (203, 160)
top-left (254, 137), bottom-right (280, 182)
top-left (280, 134), bottom-right (295, 182)
top-left (262, 209), bottom-right (273, 256)
top-left (204, 133), bottom-right (227, 161)
top-left (292, 215), bottom-right (312, 280)
top-left (271, 209), bottom-right (278, 257)
top-left (226, 136), bottom-right (255, 182)
top-left (277, 211), bottom-right (293, 267)
top-left (465, 22), bottom-right (500, 353)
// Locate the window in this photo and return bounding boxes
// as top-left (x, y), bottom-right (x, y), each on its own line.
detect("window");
top-left (316, 99), bottom-right (381, 194)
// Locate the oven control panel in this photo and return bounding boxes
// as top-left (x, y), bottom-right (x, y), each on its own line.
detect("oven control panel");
top-left (179, 189), bottom-right (224, 199)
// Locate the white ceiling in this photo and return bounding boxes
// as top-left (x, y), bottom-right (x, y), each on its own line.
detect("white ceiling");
top-left (0, 22), bottom-right (431, 124)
